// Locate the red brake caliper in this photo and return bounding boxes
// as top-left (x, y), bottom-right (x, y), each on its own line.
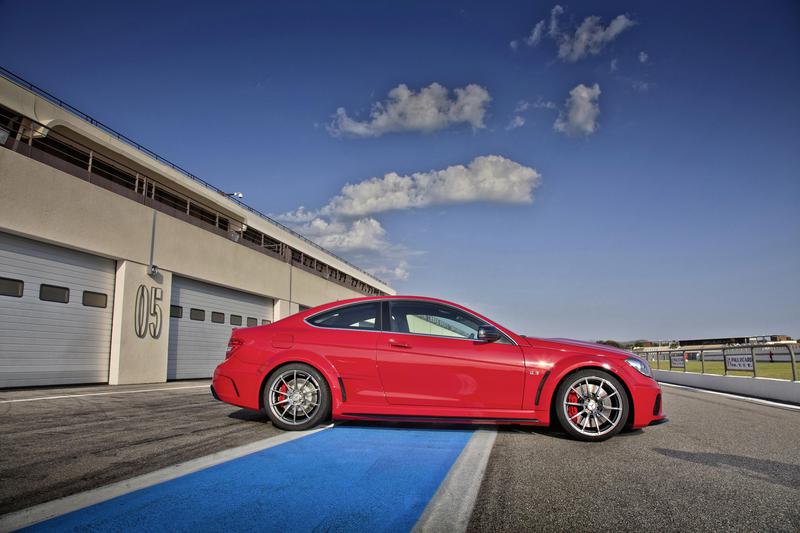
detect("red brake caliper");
top-left (567, 391), bottom-right (580, 419)
top-left (277, 382), bottom-right (288, 408)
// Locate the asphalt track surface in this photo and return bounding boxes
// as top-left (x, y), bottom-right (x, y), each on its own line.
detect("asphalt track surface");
top-left (1, 381), bottom-right (798, 531)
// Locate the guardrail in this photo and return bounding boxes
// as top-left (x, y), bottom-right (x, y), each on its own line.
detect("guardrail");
top-left (634, 343), bottom-right (798, 382)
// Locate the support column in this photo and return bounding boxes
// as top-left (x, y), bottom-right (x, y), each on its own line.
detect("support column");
top-left (273, 299), bottom-right (300, 321)
top-left (109, 260), bottom-right (173, 384)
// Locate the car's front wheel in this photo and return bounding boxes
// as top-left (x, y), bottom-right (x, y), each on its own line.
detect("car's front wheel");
top-left (263, 363), bottom-right (330, 431)
top-left (555, 369), bottom-right (629, 442)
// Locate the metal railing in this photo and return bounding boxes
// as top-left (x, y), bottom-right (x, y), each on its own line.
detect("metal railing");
top-left (634, 343), bottom-right (798, 381)
top-left (0, 66), bottom-right (386, 286)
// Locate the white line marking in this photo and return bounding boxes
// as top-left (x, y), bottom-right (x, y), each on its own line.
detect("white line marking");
top-left (659, 382), bottom-right (800, 411)
top-left (0, 385), bottom-right (209, 404)
top-left (412, 428), bottom-right (498, 533)
top-left (0, 425), bottom-right (332, 531)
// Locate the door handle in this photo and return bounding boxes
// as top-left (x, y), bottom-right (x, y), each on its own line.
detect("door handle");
top-left (389, 339), bottom-right (411, 349)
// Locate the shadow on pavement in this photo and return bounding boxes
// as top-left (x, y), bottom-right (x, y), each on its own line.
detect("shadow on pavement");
top-left (227, 409), bottom-right (270, 422)
top-left (653, 448), bottom-right (800, 489)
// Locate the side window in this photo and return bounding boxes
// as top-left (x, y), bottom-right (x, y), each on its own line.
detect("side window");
top-left (389, 301), bottom-right (484, 340)
top-left (170, 305), bottom-right (183, 318)
top-left (246, 317), bottom-right (258, 327)
top-left (261, 319), bottom-right (271, 325)
top-left (211, 312), bottom-right (225, 324)
top-left (190, 308), bottom-right (205, 321)
top-left (230, 314), bottom-right (242, 326)
top-left (307, 302), bottom-right (379, 331)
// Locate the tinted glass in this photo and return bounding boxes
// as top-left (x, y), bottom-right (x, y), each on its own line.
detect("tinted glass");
top-left (308, 302), bottom-right (379, 330)
top-left (0, 277), bottom-right (23, 298)
top-left (190, 308), bottom-right (205, 321)
top-left (211, 312), bottom-right (225, 324)
top-left (40, 284), bottom-right (69, 303)
top-left (230, 314), bottom-right (242, 326)
top-left (82, 291), bottom-right (107, 308)
top-left (246, 317), bottom-right (257, 327)
top-left (170, 305), bottom-right (183, 318)
top-left (390, 301), bottom-right (484, 339)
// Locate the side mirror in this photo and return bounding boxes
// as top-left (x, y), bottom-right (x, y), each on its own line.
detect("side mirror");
top-left (477, 325), bottom-right (502, 342)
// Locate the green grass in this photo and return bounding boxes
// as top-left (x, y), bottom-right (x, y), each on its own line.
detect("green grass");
top-left (649, 359), bottom-right (798, 380)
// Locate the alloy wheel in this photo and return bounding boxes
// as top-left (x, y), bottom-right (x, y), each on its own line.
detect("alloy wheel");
top-left (267, 369), bottom-right (322, 426)
top-left (562, 375), bottom-right (624, 437)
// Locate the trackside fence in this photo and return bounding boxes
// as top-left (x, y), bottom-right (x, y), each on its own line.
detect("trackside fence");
top-left (634, 343), bottom-right (798, 382)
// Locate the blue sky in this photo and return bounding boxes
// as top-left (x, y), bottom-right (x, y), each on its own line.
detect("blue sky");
top-left (2, 1), bottom-right (798, 340)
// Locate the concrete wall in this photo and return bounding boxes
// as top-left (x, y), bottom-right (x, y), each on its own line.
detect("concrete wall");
top-left (109, 261), bottom-right (172, 385)
top-left (0, 148), bottom-right (381, 384)
top-left (653, 369), bottom-right (800, 404)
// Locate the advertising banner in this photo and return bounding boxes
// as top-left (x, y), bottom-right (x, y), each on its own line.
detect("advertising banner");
top-left (724, 353), bottom-right (754, 372)
top-left (669, 354), bottom-right (685, 369)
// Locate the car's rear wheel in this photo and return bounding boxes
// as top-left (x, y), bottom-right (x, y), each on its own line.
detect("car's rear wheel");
top-left (555, 369), bottom-right (629, 442)
top-left (263, 363), bottom-right (330, 431)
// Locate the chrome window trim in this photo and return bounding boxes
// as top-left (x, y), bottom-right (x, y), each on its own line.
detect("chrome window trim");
top-left (303, 298), bottom-right (518, 345)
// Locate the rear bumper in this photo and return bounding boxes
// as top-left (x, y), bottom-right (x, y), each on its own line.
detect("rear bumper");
top-left (211, 358), bottom-right (262, 410)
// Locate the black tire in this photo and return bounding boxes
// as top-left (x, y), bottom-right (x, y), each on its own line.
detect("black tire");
top-left (262, 363), bottom-right (330, 431)
top-left (554, 369), bottom-right (629, 442)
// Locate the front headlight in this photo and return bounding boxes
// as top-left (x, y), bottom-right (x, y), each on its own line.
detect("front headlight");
top-left (625, 357), bottom-right (653, 377)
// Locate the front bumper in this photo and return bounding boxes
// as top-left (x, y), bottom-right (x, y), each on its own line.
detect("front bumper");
top-left (630, 378), bottom-right (666, 428)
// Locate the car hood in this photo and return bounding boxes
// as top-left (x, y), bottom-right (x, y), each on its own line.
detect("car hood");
top-left (538, 337), bottom-right (635, 359)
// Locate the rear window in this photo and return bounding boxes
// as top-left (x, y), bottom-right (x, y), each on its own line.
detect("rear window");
top-left (307, 302), bottom-right (379, 331)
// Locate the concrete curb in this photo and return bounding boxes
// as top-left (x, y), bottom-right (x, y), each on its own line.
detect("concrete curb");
top-left (653, 369), bottom-right (800, 404)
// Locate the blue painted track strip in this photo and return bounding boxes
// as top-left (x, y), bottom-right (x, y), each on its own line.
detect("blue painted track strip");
top-left (25, 425), bottom-right (473, 532)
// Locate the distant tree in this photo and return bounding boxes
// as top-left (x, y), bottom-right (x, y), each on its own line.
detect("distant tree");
top-left (597, 340), bottom-right (622, 348)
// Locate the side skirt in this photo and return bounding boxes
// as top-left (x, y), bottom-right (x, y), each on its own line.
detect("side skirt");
top-left (340, 413), bottom-right (541, 424)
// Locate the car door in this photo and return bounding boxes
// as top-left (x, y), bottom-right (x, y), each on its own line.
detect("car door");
top-left (376, 300), bottom-right (526, 409)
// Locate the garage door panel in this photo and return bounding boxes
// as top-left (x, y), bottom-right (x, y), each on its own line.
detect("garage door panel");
top-left (0, 232), bottom-right (115, 388)
top-left (168, 276), bottom-right (272, 380)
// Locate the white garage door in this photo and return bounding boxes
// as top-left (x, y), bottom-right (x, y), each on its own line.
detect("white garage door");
top-left (168, 276), bottom-right (273, 379)
top-left (0, 232), bottom-right (115, 388)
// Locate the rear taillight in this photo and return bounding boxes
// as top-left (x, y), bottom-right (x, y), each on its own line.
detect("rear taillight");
top-left (225, 337), bottom-right (244, 359)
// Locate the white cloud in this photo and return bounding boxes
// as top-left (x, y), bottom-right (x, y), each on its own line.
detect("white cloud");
top-left (312, 155), bottom-right (540, 218)
top-left (275, 156), bottom-right (542, 281)
top-left (510, 40), bottom-right (519, 51)
top-left (514, 100), bottom-right (530, 113)
top-left (549, 5), bottom-right (564, 37)
top-left (525, 20), bottom-right (546, 46)
top-left (518, 5), bottom-right (635, 63)
top-left (532, 96), bottom-right (557, 110)
top-left (554, 83), bottom-right (601, 136)
top-left (638, 51), bottom-right (649, 63)
top-left (556, 14), bottom-right (636, 62)
top-left (506, 116), bottom-right (526, 130)
top-left (292, 217), bottom-right (387, 252)
top-left (368, 260), bottom-right (410, 282)
top-left (610, 58), bottom-right (619, 72)
top-left (328, 83), bottom-right (491, 138)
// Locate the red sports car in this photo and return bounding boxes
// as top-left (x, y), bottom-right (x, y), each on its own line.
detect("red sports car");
top-left (212, 296), bottom-right (665, 441)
